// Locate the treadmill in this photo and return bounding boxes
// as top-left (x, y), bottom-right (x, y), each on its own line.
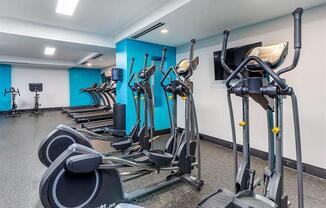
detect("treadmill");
top-left (68, 82), bottom-right (111, 117)
top-left (72, 82), bottom-right (114, 122)
top-left (62, 83), bottom-right (99, 113)
top-left (81, 81), bottom-right (117, 131)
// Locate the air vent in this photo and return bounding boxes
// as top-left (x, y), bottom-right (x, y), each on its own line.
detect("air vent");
top-left (131, 22), bottom-right (165, 39)
top-left (92, 54), bottom-right (104, 60)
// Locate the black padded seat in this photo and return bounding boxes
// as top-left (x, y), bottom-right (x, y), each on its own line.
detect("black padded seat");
top-left (111, 139), bottom-right (132, 151)
top-left (148, 152), bottom-right (174, 167)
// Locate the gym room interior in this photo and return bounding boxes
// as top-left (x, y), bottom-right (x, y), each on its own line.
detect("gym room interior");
top-left (0, 0), bottom-right (325, 208)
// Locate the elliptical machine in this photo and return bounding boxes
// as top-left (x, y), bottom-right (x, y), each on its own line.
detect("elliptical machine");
top-left (4, 87), bottom-right (21, 117)
top-left (198, 8), bottom-right (304, 208)
top-left (39, 40), bottom-right (203, 208)
top-left (37, 50), bottom-right (168, 167)
top-left (29, 83), bottom-right (43, 116)
top-left (38, 57), bottom-right (144, 167)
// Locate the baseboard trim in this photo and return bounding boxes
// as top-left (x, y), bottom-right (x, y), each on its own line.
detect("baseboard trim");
top-left (0, 107), bottom-right (63, 114)
top-left (154, 128), bottom-right (171, 136)
top-left (178, 128), bottom-right (326, 180)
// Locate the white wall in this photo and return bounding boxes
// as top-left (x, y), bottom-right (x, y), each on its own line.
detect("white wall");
top-left (12, 66), bottom-right (69, 109)
top-left (177, 5), bottom-right (326, 169)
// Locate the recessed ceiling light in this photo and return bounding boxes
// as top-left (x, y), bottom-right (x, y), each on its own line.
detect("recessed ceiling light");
top-left (56, 0), bottom-right (79, 16)
top-left (86, 62), bottom-right (92, 67)
top-left (98, 58), bottom-right (103, 61)
top-left (44, 47), bottom-right (56, 56)
top-left (160, 29), bottom-right (168, 34)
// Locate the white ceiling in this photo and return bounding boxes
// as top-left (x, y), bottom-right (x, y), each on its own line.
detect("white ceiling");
top-left (0, 0), bottom-right (324, 68)
top-left (137, 0), bottom-right (326, 46)
top-left (0, 0), bottom-right (170, 36)
top-left (0, 0), bottom-right (176, 68)
top-left (0, 33), bottom-right (88, 62)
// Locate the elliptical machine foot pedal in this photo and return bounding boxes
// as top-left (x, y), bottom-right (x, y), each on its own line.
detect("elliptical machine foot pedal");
top-left (197, 189), bottom-right (237, 208)
top-left (111, 139), bottom-right (133, 151)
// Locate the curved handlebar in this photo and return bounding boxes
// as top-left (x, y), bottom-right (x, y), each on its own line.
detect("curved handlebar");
top-left (277, 8), bottom-right (303, 76)
top-left (129, 57), bottom-right (135, 76)
top-left (160, 48), bottom-right (167, 72)
top-left (4, 88), bottom-right (20, 96)
top-left (160, 67), bottom-right (174, 88)
top-left (225, 56), bottom-right (288, 90)
top-left (220, 30), bottom-right (243, 80)
top-left (144, 53), bottom-right (149, 69)
top-left (138, 53), bottom-right (149, 79)
top-left (220, 30), bottom-right (234, 75)
top-left (224, 8), bottom-right (303, 88)
top-left (221, 30), bottom-right (230, 62)
top-left (185, 39), bottom-right (196, 79)
top-left (293, 8), bottom-right (303, 49)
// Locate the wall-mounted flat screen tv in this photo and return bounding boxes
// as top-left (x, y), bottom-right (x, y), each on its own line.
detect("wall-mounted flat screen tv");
top-left (213, 42), bottom-right (262, 80)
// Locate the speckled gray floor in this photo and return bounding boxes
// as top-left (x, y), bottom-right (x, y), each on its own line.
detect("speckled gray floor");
top-left (0, 110), bottom-right (325, 208)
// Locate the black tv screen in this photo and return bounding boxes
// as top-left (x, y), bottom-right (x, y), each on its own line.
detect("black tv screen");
top-left (214, 42), bottom-right (262, 80)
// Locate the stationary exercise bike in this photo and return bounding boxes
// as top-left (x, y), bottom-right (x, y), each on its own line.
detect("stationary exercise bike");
top-left (29, 83), bottom-right (43, 116)
top-left (198, 8), bottom-right (304, 208)
top-left (4, 87), bottom-right (21, 117)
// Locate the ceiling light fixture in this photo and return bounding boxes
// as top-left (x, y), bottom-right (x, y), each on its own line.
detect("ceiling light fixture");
top-left (56, 0), bottom-right (79, 16)
top-left (160, 29), bottom-right (168, 34)
top-left (44, 47), bottom-right (56, 56)
top-left (86, 62), bottom-right (92, 67)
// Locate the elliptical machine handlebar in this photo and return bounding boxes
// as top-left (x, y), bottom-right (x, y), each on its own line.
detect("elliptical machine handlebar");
top-left (129, 57), bottom-right (135, 76)
top-left (137, 53), bottom-right (149, 79)
top-left (4, 87), bottom-right (20, 96)
top-left (160, 48), bottom-right (167, 73)
top-left (277, 7), bottom-right (303, 76)
top-left (127, 57), bottom-right (136, 90)
top-left (293, 8), bottom-right (303, 49)
top-left (223, 7), bottom-right (303, 92)
top-left (185, 39), bottom-right (196, 80)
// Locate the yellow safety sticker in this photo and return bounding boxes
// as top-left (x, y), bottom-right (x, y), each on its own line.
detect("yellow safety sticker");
top-left (181, 96), bottom-right (187, 100)
top-left (272, 127), bottom-right (280, 134)
top-left (239, 121), bottom-right (246, 127)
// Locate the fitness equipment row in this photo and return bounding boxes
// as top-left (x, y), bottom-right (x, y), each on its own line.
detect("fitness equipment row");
top-left (62, 78), bottom-right (122, 132)
top-left (38, 39), bottom-right (203, 208)
top-left (37, 7), bottom-right (304, 208)
top-left (3, 83), bottom-right (43, 117)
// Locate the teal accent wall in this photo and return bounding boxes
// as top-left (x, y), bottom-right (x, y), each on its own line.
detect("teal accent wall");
top-left (0, 64), bottom-right (12, 111)
top-left (116, 39), bottom-right (176, 133)
top-left (69, 67), bottom-right (101, 107)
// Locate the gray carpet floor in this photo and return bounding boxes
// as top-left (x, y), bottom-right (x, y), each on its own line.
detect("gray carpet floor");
top-left (0, 110), bottom-right (325, 208)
